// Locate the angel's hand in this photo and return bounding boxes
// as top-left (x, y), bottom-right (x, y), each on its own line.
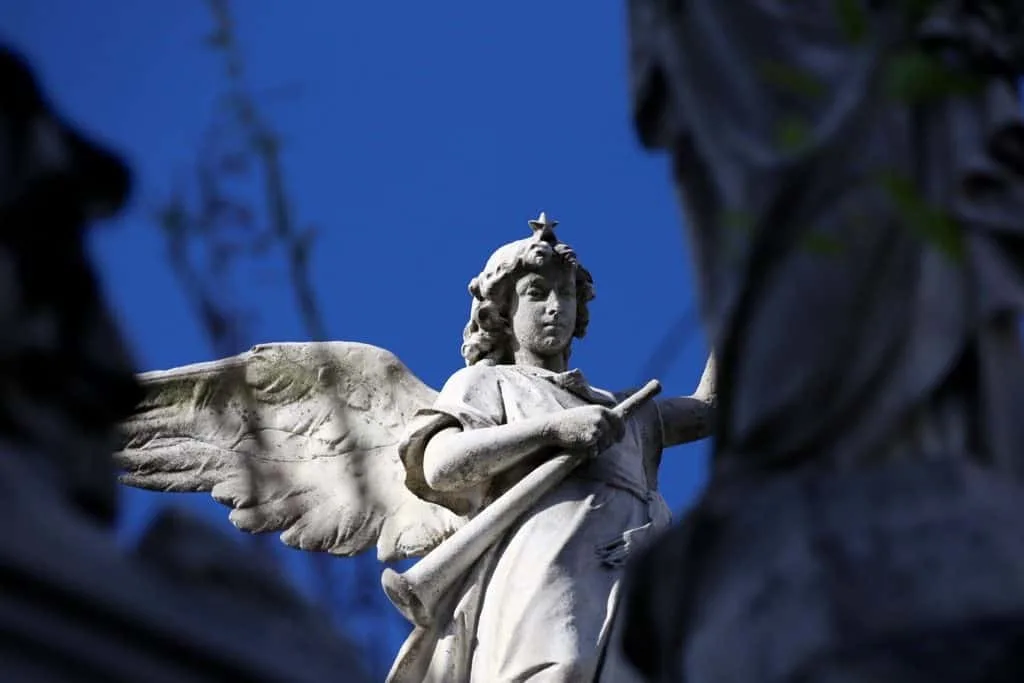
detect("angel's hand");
top-left (659, 353), bottom-right (715, 448)
top-left (547, 405), bottom-right (626, 456)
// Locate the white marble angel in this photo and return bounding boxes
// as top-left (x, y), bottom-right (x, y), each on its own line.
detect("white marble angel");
top-left (115, 212), bottom-right (715, 682)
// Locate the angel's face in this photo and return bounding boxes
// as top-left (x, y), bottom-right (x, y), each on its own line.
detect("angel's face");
top-left (509, 262), bottom-right (577, 365)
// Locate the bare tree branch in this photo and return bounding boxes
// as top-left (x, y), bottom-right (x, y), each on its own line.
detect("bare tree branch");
top-left (637, 301), bottom-right (701, 386)
top-left (150, 3), bottom-right (408, 675)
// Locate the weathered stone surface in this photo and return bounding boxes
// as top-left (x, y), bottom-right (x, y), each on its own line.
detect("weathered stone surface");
top-left (623, 459), bottom-right (1024, 682)
top-left (619, 2), bottom-right (1024, 680)
top-left (0, 453), bottom-right (366, 682)
top-left (115, 211), bottom-right (717, 681)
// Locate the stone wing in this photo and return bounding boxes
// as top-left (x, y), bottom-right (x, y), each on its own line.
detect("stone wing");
top-left (115, 341), bottom-right (465, 561)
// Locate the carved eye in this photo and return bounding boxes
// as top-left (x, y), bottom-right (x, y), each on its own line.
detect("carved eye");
top-left (525, 285), bottom-right (546, 298)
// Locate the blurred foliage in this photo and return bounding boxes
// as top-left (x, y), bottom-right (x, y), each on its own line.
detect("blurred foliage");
top-left (800, 231), bottom-right (846, 257)
top-left (759, 60), bottom-right (827, 99)
top-left (876, 169), bottom-right (965, 261)
top-left (884, 49), bottom-right (986, 104)
top-left (834, 0), bottom-right (868, 44)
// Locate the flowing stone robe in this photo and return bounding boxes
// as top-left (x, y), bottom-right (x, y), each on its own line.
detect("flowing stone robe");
top-left (387, 363), bottom-right (667, 683)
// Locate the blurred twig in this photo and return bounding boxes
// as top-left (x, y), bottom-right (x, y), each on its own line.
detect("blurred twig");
top-left (154, 1), bottom-right (405, 675)
top-left (637, 301), bottom-right (700, 386)
top-left (203, 0), bottom-right (326, 341)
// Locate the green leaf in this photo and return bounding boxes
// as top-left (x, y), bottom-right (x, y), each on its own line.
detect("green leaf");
top-left (759, 61), bottom-right (827, 99)
top-left (833, 0), bottom-right (868, 44)
top-left (720, 209), bottom-right (754, 233)
top-left (775, 117), bottom-right (812, 153)
top-left (801, 232), bottom-right (846, 256)
top-left (898, 0), bottom-right (944, 23)
top-left (884, 49), bottom-right (986, 104)
top-left (875, 170), bottom-right (964, 261)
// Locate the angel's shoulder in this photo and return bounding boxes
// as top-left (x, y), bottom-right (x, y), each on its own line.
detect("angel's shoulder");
top-left (434, 364), bottom-right (511, 411)
top-left (440, 362), bottom-right (502, 391)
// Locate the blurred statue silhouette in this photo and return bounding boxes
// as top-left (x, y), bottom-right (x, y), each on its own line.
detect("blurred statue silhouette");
top-left (615, 2), bottom-right (1024, 682)
top-left (0, 46), bottom-right (368, 682)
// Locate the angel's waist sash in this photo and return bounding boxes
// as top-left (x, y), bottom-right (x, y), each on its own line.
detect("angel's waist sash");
top-left (574, 460), bottom-right (673, 564)
top-left (572, 460), bottom-right (652, 505)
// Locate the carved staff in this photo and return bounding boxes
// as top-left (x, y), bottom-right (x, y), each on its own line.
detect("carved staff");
top-left (381, 379), bottom-right (663, 627)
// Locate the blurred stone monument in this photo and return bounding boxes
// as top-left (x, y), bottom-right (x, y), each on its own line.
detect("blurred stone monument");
top-left (614, 2), bottom-right (1024, 682)
top-left (0, 46), bottom-right (369, 682)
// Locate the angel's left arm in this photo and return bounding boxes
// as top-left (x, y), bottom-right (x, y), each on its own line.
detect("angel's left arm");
top-left (657, 353), bottom-right (716, 448)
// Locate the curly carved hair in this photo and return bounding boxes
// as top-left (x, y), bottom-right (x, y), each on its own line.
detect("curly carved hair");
top-left (461, 235), bottom-right (595, 366)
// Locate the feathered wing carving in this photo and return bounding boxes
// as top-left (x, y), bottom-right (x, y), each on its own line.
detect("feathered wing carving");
top-left (114, 341), bottom-right (465, 562)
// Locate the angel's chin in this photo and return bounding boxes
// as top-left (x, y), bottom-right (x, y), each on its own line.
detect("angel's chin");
top-left (530, 341), bottom-right (570, 359)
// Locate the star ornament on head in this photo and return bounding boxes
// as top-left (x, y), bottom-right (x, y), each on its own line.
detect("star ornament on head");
top-left (528, 211), bottom-right (559, 242)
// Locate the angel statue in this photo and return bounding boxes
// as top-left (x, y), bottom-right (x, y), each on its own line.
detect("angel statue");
top-left (115, 211), bottom-right (716, 683)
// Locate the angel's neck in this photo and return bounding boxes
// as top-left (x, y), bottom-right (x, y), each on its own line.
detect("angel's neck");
top-left (512, 348), bottom-right (568, 373)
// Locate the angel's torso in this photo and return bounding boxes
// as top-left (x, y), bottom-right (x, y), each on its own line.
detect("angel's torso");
top-left (476, 364), bottom-right (663, 503)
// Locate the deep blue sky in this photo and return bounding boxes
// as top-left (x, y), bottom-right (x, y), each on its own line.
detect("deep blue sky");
top-left (2, 0), bottom-right (710, 667)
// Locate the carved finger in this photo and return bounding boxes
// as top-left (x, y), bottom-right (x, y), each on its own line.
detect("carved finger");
top-left (596, 412), bottom-right (615, 438)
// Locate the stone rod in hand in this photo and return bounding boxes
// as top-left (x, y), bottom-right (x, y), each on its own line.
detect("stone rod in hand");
top-left (382, 379), bottom-right (663, 627)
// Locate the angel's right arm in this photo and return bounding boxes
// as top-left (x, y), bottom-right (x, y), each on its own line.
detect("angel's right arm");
top-left (421, 417), bottom-right (559, 492)
top-left (417, 364), bottom-right (623, 493)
